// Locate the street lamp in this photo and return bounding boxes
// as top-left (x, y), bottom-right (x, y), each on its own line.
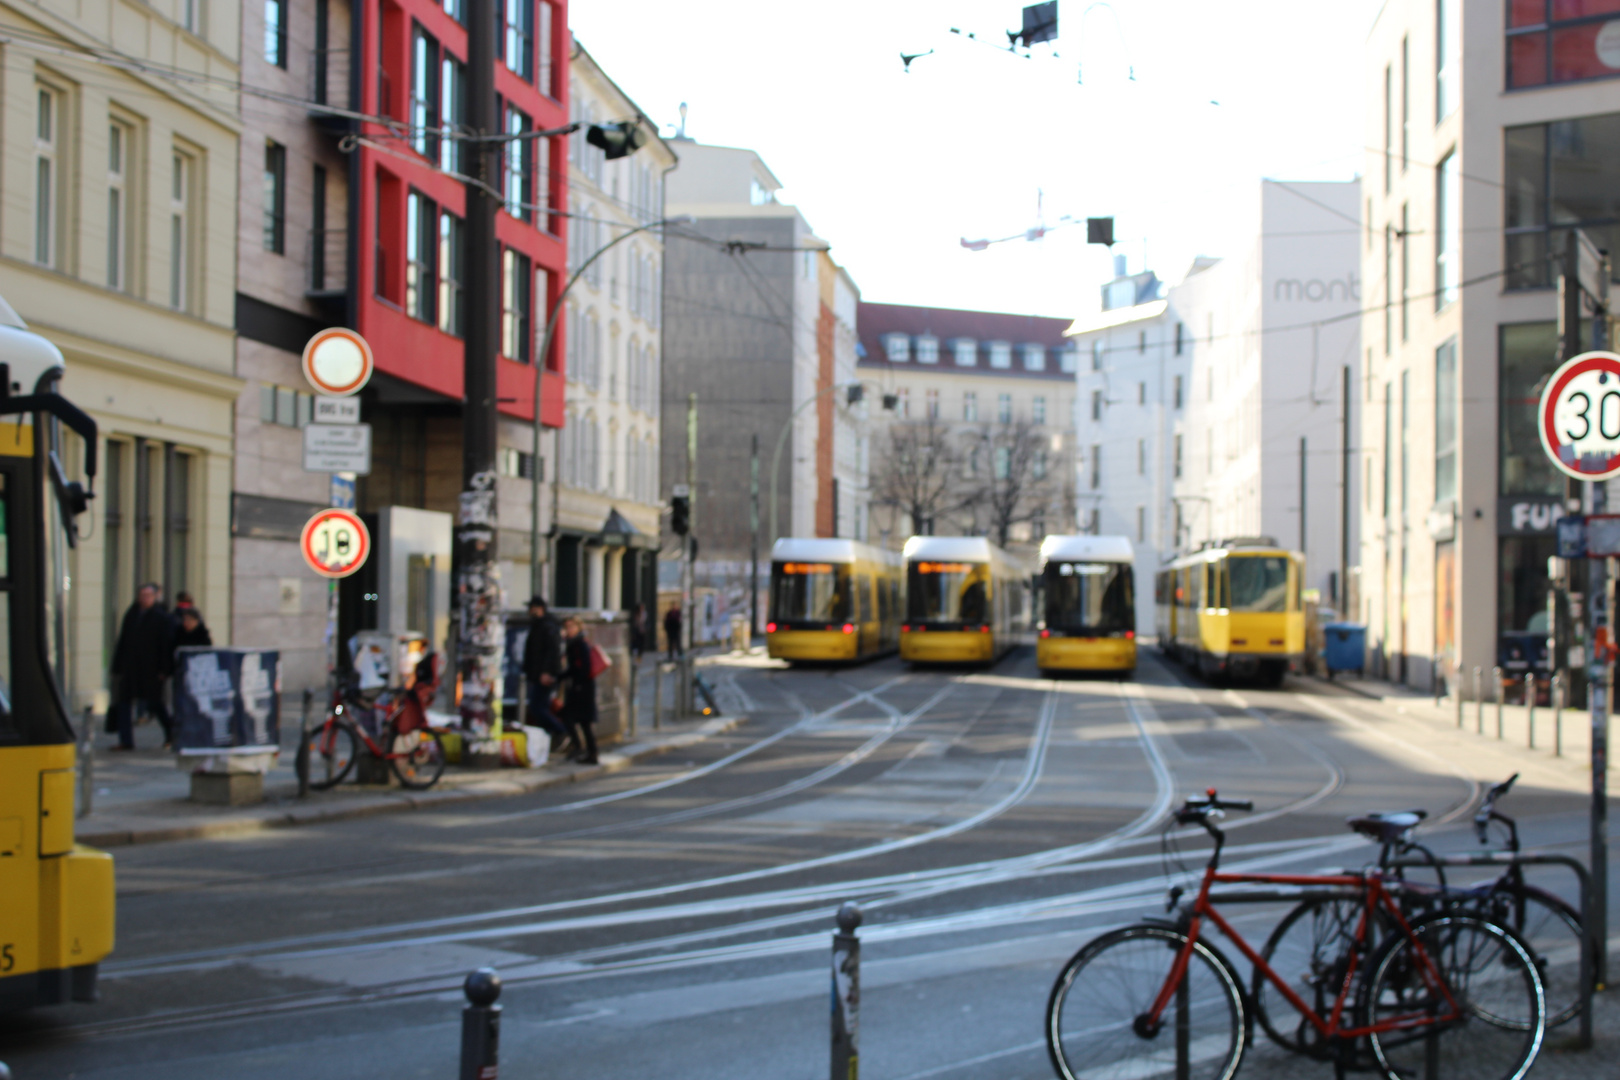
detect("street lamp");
top-left (527, 214), bottom-right (696, 597)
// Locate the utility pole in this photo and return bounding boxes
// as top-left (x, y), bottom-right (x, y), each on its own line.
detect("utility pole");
top-left (455, 0), bottom-right (503, 739)
top-left (750, 433), bottom-right (760, 640)
top-left (682, 392), bottom-right (697, 714)
top-left (1298, 436), bottom-right (1307, 556)
top-left (1341, 365), bottom-right (1351, 615)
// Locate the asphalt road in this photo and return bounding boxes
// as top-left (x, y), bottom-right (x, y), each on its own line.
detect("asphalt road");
top-left (3, 645), bottom-right (1616, 1079)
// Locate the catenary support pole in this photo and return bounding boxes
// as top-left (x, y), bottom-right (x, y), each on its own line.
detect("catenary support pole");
top-left (831, 903), bottom-right (862, 1080)
top-left (681, 394), bottom-right (696, 715)
top-left (1495, 666), bottom-right (1504, 738)
top-left (750, 432), bottom-right (760, 640)
top-left (1341, 365), bottom-right (1350, 616)
top-left (460, 968), bottom-right (501, 1080)
top-left (1555, 673), bottom-right (1564, 756)
top-left (1586, 246), bottom-right (1611, 984)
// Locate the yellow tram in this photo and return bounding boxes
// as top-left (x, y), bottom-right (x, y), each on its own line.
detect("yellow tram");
top-left (1035, 535), bottom-right (1137, 675)
top-left (899, 536), bottom-right (1030, 665)
top-left (0, 308), bottom-right (114, 1011)
top-left (1154, 538), bottom-right (1305, 686)
top-left (765, 539), bottom-right (903, 662)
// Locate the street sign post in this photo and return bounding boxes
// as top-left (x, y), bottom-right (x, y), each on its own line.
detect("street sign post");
top-left (301, 328), bottom-right (373, 397)
top-left (303, 423), bottom-right (372, 474)
top-left (300, 508), bottom-right (370, 579)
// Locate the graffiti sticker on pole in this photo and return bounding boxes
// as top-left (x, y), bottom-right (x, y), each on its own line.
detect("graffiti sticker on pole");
top-left (1539, 350), bottom-right (1620, 481)
top-left (300, 508), bottom-right (370, 578)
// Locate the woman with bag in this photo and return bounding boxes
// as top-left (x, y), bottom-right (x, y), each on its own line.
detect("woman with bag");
top-left (559, 616), bottom-right (604, 764)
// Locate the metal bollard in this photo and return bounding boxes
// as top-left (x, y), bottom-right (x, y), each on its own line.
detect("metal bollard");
top-left (831, 902), bottom-right (862, 1080)
top-left (1474, 667), bottom-right (1483, 734)
top-left (1494, 666), bottom-right (1504, 739)
top-left (460, 968), bottom-right (501, 1080)
top-left (296, 687), bottom-right (313, 798)
top-left (1527, 672), bottom-right (1537, 749)
top-left (1554, 674), bottom-right (1564, 757)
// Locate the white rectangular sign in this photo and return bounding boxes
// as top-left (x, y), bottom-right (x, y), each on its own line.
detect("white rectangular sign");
top-left (303, 423), bottom-right (372, 474)
top-left (313, 396), bottom-right (361, 424)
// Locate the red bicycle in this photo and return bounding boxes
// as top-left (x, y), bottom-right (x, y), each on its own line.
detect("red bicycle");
top-left (1045, 791), bottom-right (1546, 1080)
top-left (299, 665), bottom-right (447, 791)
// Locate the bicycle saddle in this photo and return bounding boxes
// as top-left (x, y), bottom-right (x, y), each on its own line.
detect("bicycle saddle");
top-left (1345, 809), bottom-right (1426, 844)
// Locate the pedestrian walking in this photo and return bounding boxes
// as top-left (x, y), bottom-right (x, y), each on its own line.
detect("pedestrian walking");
top-left (663, 604), bottom-right (683, 661)
top-left (560, 616), bottom-right (599, 764)
top-left (108, 583), bottom-right (175, 750)
top-left (521, 596), bottom-right (568, 754)
top-left (173, 606), bottom-right (213, 651)
top-left (629, 602), bottom-right (650, 664)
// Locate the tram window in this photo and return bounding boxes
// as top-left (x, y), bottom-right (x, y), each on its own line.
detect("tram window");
top-left (908, 561), bottom-right (988, 625)
top-left (1045, 562), bottom-right (1133, 632)
top-left (770, 562), bottom-right (851, 624)
top-left (1228, 556), bottom-right (1290, 612)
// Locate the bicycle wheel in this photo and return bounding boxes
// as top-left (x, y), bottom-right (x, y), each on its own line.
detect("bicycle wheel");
top-left (1047, 924), bottom-right (1245, 1080)
top-left (302, 720), bottom-right (357, 790)
top-left (1361, 912), bottom-right (1544, 1080)
top-left (1475, 884), bottom-right (1587, 1028)
top-left (390, 727), bottom-right (446, 789)
top-left (1254, 895), bottom-right (1369, 1058)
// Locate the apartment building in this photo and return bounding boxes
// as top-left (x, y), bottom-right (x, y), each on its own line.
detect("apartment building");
top-left (230, 0), bottom-right (572, 685)
top-left (660, 140), bottom-right (862, 632)
top-left (1361, 0), bottom-right (1620, 689)
top-left (549, 40), bottom-right (675, 610)
top-left (0, 0), bottom-right (242, 707)
top-left (858, 302), bottom-right (1078, 559)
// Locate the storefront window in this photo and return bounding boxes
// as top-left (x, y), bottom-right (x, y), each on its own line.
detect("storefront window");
top-left (1500, 321), bottom-right (1564, 495)
top-left (1499, 535), bottom-right (1556, 634)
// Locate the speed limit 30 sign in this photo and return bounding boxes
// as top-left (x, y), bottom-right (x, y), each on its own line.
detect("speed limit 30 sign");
top-left (1539, 351), bottom-right (1620, 481)
top-left (301, 508), bottom-right (371, 578)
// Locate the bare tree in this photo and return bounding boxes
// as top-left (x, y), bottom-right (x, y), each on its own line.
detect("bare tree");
top-left (871, 415), bottom-right (965, 536)
top-left (968, 419), bottom-right (1057, 547)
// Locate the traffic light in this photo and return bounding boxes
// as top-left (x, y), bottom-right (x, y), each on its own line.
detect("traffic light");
top-left (671, 492), bottom-right (690, 535)
top-left (846, 385), bottom-right (864, 406)
top-left (587, 122), bottom-right (647, 161)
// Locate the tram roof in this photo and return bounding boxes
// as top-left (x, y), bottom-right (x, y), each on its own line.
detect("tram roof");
top-left (902, 535), bottom-right (1022, 564)
top-left (770, 537), bottom-right (900, 566)
top-left (1039, 534), bottom-right (1134, 564)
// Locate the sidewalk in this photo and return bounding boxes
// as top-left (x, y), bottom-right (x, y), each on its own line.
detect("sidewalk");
top-left (74, 707), bottom-right (745, 848)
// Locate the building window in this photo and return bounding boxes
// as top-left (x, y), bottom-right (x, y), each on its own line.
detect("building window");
top-left (1435, 150), bottom-right (1459, 307)
top-left (1500, 321), bottom-right (1563, 495)
top-left (411, 26), bottom-right (440, 160)
top-left (1400, 369), bottom-right (1410, 515)
top-left (107, 122), bottom-right (130, 290)
top-left (170, 151), bottom-right (193, 311)
top-left (1504, 113), bottom-right (1620, 289)
top-left (1090, 444), bottom-right (1101, 489)
top-left (989, 341), bottom-right (1012, 369)
top-left (505, 106), bottom-right (531, 221)
top-left (952, 339), bottom-right (977, 366)
top-left (1138, 331), bottom-right (1146, 354)
top-left (884, 333), bottom-right (910, 362)
top-left (1022, 343), bottom-right (1045, 371)
top-left (916, 336), bottom-right (938, 364)
top-left (962, 391), bottom-right (977, 422)
top-left (1400, 35), bottom-right (1409, 172)
top-left (443, 0), bottom-right (464, 24)
top-left (265, 0), bottom-right (288, 67)
top-left (499, 447), bottom-right (535, 479)
top-left (1091, 390), bottom-right (1102, 421)
top-left (1137, 438), bottom-right (1146, 475)
top-left (998, 393), bottom-right (1012, 424)
top-left (439, 53), bottom-right (465, 173)
top-left (501, 248), bottom-right (531, 362)
top-left (1173, 374), bottom-right (1183, 409)
top-left (1436, 0), bottom-right (1459, 120)
top-left (1032, 396), bottom-right (1046, 425)
top-left (1382, 226), bottom-right (1393, 354)
top-left (1381, 383), bottom-right (1391, 518)
top-left (1138, 381), bottom-right (1146, 405)
top-left (1508, 1), bottom-right (1620, 89)
top-left (259, 383), bottom-right (315, 427)
top-left (405, 191), bottom-right (436, 323)
top-left (1399, 202), bottom-right (1409, 337)
top-left (1435, 337), bottom-right (1458, 504)
top-left (503, 0), bottom-right (533, 80)
top-left (989, 445), bottom-right (1008, 479)
top-left (537, 1), bottom-right (555, 95)
top-left (1060, 345), bottom-right (1078, 373)
top-left (1174, 433), bottom-right (1183, 478)
top-left (1033, 449), bottom-right (1047, 479)
top-left (1174, 322), bottom-right (1184, 355)
top-left (263, 141), bottom-right (286, 254)
top-left (896, 388), bottom-right (909, 416)
top-left (1382, 63), bottom-right (1392, 193)
top-left (437, 211), bottom-right (464, 336)
top-left (926, 388), bottom-right (940, 419)
top-left (1091, 339), bottom-right (1103, 370)
top-left (1136, 506), bottom-right (1145, 542)
top-left (34, 87), bottom-right (58, 268)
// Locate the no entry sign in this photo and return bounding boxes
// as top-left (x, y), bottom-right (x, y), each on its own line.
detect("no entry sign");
top-left (300, 508), bottom-right (370, 578)
top-left (1539, 350), bottom-right (1620, 481)
top-left (301, 328), bottom-right (374, 397)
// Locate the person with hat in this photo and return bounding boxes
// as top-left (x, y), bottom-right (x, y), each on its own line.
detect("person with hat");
top-left (521, 595), bottom-right (568, 753)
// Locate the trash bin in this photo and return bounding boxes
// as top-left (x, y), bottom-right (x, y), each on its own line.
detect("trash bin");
top-left (1322, 623), bottom-right (1366, 677)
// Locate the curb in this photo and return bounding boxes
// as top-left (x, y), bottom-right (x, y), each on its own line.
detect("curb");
top-left (76, 714), bottom-right (747, 848)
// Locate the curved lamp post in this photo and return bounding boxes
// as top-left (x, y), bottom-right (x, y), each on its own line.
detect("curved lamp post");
top-left (527, 215), bottom-right (695, 595)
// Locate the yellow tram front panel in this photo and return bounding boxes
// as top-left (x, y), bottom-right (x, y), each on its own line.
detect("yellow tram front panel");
top-left (1036, 634), bottom-right (1137, 671)
top-left (767, 626), bottom-right (861, 661)
top-left (1225, 611), bottom-right (1304, 657)
top-left (900, 627), bottom-right (997, 663)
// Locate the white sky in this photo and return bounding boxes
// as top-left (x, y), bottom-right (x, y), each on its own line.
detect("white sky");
top-left (569, 0), bottom-right (1385, 319)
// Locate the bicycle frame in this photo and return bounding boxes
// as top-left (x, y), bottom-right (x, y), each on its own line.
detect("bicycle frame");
top-left (1146, 853), bottom-right (1462, 1043)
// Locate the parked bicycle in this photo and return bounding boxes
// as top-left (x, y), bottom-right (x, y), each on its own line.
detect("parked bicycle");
top-left (1045, 790), bottom-right (1546, 1080)
top-left (299, 656), bottom-right (447, 791)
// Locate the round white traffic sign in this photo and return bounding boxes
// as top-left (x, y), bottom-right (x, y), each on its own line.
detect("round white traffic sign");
top-left (300, 508), bottom-right (371, 578)
top-left (301, 328), bottom-right (373, 397)
top-left (1539, 350), bottom-right (1620, 481)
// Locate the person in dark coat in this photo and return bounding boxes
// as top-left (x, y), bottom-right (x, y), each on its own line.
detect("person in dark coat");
top-left (629, 603), bottom-right (650, 663)
top-left (109, 583), bottom-right (175, 749)
top-left (560, 616), bottom-right (598, 764)
top-left (521, 596), bottom-right (568, 752)
top-left (173, 607), bottom-right (213, 651)
top-left (663, 604), bottom-right (683, 661)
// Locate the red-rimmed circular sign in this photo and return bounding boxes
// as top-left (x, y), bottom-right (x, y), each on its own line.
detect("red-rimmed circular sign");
top-left (300, 508), bottom-right (371, 578)
top-left (301, 328), bottom-right (374, 397)
top-left (1540, 351), bottom-right (1620, 481)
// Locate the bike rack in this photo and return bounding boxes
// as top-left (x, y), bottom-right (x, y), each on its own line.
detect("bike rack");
top-left (1391, 851), bottom-right (1596, 1049)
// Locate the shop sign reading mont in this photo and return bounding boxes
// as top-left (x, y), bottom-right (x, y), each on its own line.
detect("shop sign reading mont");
top-left (301, 508), bottom-right (370, 578)
top-left (1538, 350), bottom-right (1620, 481)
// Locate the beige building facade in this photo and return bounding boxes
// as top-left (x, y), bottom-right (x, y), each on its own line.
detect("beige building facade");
top-left (0, 0), bottom-right (241, 707)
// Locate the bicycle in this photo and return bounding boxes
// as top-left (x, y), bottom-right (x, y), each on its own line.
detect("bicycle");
top-left (1045, 790), bottom-right (1546, 1080)
top-left (299, 674), bottom-right (447, 791)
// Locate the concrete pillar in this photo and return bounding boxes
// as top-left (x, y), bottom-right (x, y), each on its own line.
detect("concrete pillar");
top-left (604, 548), bottom-right (624, 611)
top-left (586, 545), bottom-right (606, 610)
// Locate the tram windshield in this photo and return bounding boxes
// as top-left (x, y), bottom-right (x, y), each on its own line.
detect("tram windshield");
top-left (1227, 556), bottom-right (1292, 612)
top-left (1044, 561), bottom-right (1133, 633)
top-left (907, 560), bottom-right (989, 626)
top-left (770, 561), bottom-right (852, 624)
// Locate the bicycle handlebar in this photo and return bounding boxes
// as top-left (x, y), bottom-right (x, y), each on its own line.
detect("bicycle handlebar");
top-left (1177, 789), bottom-right (1255, 822)
top-left (1474, 773), bottom-right (1520, 847)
